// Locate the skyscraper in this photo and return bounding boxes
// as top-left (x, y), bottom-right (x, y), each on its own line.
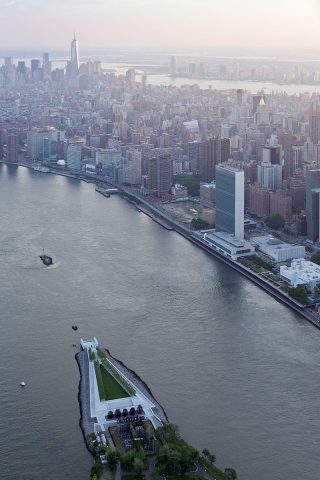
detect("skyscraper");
top-left (6, 135), bottom-right (18, 163)
top-left (199, 138), bottom-right (217, 182)
top-left (147, 154), bottom-right (172, 197)
top-left (70, 34), bottom-right (80, 76)
top-left (306, 169), bottom-right (320, 241)
top-left (278, 132), bottom-right (296, 179)
top-left (67, 144), bottom-right (82, 170)
top-left (215, 164), bottom-right (244, 239)
top-left (4, 57), bottom-right (14, 85)
top-left (257, 163), bottom-right (283, 190)
top-left (42, 52), bottom-right (52, 80)
top-left (309, 110), bottom-right (320, 144)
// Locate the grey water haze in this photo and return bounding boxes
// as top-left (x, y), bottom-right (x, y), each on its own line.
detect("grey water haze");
top-left (0, 165), bottom-right (320, 480)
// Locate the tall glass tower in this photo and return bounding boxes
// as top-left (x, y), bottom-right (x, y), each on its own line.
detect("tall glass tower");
top-left (215, 164), bottom-right (244, 239)
top-left (71, 34), bottom-right (80, 74)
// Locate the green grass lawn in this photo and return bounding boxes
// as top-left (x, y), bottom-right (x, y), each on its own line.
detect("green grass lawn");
top-left (100, 364), bottom-right (130, 400)
top-left (94, 361), bottom-right (105, 401)
top-left (173, 174), bottom-right (200, 196)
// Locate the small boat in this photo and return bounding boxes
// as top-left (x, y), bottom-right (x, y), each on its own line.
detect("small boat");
top-left (72, 325), bottom-right (78, 331)
top-left (20, 382), bottom-right (26, 387)
top-left (40, 250), bottom-right (53, 266)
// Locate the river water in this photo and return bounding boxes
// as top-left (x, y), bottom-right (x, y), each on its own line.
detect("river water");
top-left (0, 165), bottom-right (319, 480)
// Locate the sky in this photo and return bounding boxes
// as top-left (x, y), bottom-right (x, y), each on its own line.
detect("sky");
top-left (1, 0), bottom-right (320, 55)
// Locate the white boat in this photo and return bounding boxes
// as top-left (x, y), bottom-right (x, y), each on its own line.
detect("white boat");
top-left (20, 382), bottom-right (26, 387)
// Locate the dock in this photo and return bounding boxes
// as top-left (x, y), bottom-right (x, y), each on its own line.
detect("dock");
top-left (137, 205), bottom-right (173, 231)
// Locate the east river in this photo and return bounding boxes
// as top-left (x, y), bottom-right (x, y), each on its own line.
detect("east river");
top-left (0, 165), bottom-right (320, 480)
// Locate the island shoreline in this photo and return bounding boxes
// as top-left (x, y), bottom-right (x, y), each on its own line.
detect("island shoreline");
top-left (76, 345), bottom-right (169, 457)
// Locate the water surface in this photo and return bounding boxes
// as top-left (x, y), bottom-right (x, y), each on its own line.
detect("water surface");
top-left (0, 165), bottom-right (319, 480)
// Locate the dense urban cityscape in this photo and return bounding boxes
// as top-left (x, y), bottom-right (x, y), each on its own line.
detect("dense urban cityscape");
top-left (3, 2), bottom-right (320, 478)
top-left (3, 36), bottom-right (320, 315)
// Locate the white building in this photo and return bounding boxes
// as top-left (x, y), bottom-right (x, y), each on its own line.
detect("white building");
top-left (251, 235), bottom-right (305, 263)
top-left (257, 163), bottom-right (283, 190)
top-left (203, 230), bottom-right (254, 261)
top-left (280, 259), bottom-right (320, 288)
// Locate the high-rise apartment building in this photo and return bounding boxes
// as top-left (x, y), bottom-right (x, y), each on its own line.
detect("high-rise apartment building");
top-left (309, 110), bottom-right (320, 144)
top-left (27, 129), bottom-right (55, 160)
top-left (121, 150), bottom-right (142, 185)
top-left (262, 144), bottom-right (281, 165)
top-left (306, 169), bottom-right (320, 241)
top-left (147, 154), bottom-right (172, 197)
top-left (4, 57), bottom-right (14, 84)
top-left (257, 163), bottom-right (283, 190)
top-left (217, 137), bottom-right (231, 163)
top-left (215, 164), bottom-right (244, 239)
top-left (287, 171), bottom-right (306, 211)
top-left (199, 138), bottom-right (217, 182)
top-left (279, 132), bottom-right (296, 179)
top-left (188, 141), bottom-right (200, 172)
top-left (6, 134), bottom-right (17, 163)
top-left (269, 191), bottom-right (292, 223)
top-left (31, 59), bottom-right (40, 81)
top-left (249, 184), bottom-right (270, 217)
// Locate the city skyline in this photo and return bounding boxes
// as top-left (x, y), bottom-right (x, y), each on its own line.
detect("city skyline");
top-left (0, 0), bottom-right (320, 55)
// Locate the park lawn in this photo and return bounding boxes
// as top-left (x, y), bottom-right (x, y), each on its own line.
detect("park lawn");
top-left (100, 364), bottom-right (130, 400)
top-left (173, 174), bottom-right (200, 196)
top-left (94, 361), bottom-right (105, 401)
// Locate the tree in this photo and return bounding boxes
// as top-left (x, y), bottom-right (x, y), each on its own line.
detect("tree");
top-left (191, 218), bottom-right (210, 230)
top-left (156, 443), bottom-right (198, 476)
top-left (208, 453), bottom-right (216, 464)
top-left (202, 448), bottom-right (210, 457)
top-left (265, 213), bottom-right (285, 230)
top-left (106, 449), bottom-right (120, 471)
top-left (120, 450), bottom-right (135, 470)
top-left (133, 457), bottom-right (145, 477)
top-left (311, 251), bottom-right (320, 265)
top-left (288, 284), bottom-right (308, 304)
top-left (161, 423), bottom-right (180, 443)
top-left (225, 467), bottom-right (237, 479)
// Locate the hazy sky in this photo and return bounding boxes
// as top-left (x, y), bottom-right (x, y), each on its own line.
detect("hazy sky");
top-left (1, 0), bottom-right (320, 54)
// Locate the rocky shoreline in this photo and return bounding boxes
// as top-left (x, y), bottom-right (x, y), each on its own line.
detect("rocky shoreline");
top-left (75, 350), bottom-right (96, 454)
